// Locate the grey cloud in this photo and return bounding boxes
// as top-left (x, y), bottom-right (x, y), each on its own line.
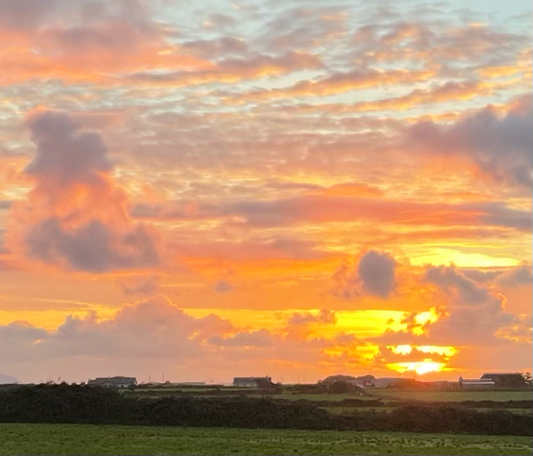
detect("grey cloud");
top-left (25, 110), bottom-right (111, 186)
top-left (357, 250), bottom-right (396, 298)
top-left (25, 219), bottom-right (159, 273)
top-left (0, 0), bottom-right (59, 30)
top-left (332, 250), bottom-right (397, 299)
top-left (214, 280), bottom-right (234, 293)
top-left (375, 296), bottom-right (524, 348)
top-left (425, 264), bottom-right (489, 305)
top-left (462, 263), bottom-right (532, 287)
top-left (0, 0), bottom-right (156, 32)
top-left (495, 263), bottom-right (532, 287)
top-left (409, 97), bottom-right (533, 189)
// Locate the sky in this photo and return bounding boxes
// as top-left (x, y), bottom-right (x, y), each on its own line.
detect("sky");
top-left (0, 0), bottom-right (531, 384)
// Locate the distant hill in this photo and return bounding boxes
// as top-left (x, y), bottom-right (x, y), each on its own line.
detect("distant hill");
top-left (0, 373), bottom-right (19, 384)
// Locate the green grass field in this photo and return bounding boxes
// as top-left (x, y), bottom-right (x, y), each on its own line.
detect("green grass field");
top-left (126, 386), bottom-right (532, 404)
top-left (0, 424), bottom-right (531, 456)
top-left (276, 392), bottom-right (374, 402)
top-left (323, 406), bottom-right (533, 416)
top-left (367, 389), bottom-right (532, 402)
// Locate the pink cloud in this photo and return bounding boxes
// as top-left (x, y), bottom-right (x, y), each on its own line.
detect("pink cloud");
top-left (6, 109), bottom-right (161, 272)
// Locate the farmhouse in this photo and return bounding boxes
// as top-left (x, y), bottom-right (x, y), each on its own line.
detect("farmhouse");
top-left (233, 376), bottom-right (272, 387)
top-left (481, 373), bottom-right (527, 388)
top-left (87, 376), bottom-right (137, 388)
top-left (458, 376), bottom-right (495, 388)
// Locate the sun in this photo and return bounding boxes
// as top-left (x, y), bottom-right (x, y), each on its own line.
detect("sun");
top-left (387, 360), bottom-right (447, 375)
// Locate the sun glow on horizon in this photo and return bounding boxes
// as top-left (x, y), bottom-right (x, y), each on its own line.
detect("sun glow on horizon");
top-left (389, 344), bottom-right (457, 357)
top-left (387, 360), bottom-right (448, 375)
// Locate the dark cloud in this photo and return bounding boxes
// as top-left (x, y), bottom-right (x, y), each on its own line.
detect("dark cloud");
top-left (357, 250), bottom-right (396, 298)
top-left (495, 263), bottom-right (532, 287)
top-left (24, 110), bottom-right (111, 186)
top-left (409, 96), bottom-right (533, 189)
top-left (332, 250), bottom-right (397, 299)
top-left (25, 219), bottom-right (158, 273)
top-left (462, 263), bottom-right (532, 287)
top-left (425, 264), bottom-right (489, 305)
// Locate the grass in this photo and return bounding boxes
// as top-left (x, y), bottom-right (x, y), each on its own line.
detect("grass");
top-left (276, 392), bottom-right (373, 401)
top-left (0, 423), bottom-right (531, 456)
top-left (367, 390), bottom-right (533, 402)
top-left (125, 386), bottom-right (532, 404)
top-left (323, 406), bottom-right (533, 416)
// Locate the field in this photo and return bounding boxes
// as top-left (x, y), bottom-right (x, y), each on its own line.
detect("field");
top-left (323, 406), bottom-right (533, 416)
top-left (367, 389), bottom-right (533, 403)
top-left (0, 423), bottom-right (531, 456)
top-left (126, 386), bottom-right (533, 403)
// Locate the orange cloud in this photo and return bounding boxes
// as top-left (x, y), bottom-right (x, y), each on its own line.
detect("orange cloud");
top-left (6, 109), bottom-right (161, 272)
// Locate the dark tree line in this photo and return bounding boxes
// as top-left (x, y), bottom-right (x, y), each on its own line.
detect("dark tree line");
top-left (0, 384), bottom-right (531, 436)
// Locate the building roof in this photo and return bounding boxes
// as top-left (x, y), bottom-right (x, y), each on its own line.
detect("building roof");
top-left (459, 376), bottom-right (494, 382)
top-left (233, 376), bottom-right (271, 381)
top-left (88, 376), bottom-right (137, 385)
top-left (481, 373), bottom-right (522, 377)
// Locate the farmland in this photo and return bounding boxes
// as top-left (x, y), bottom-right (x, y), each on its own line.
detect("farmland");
top-left (0, 423), bottom-right (531, 456)
top-left (124, 385), bottom-right (533, 403)
top-left (0, 384), bottom-right (531, 455)
top-left (367, 389), bottom-right (533, 403)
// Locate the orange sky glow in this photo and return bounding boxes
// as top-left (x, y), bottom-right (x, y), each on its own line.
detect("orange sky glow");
top-left (0, 0), bottom-right (531, 384)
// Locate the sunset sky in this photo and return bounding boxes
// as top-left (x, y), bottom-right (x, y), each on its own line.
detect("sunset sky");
top-left (0, 0), bottom-right (531, 384)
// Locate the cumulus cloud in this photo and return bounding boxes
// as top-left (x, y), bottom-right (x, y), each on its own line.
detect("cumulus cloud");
top-left (462, 263), bottom-right (532, 287)
top-left (0, 296), bottom-right (339, 382)
top-left (495, 263), bottom-right (532, 287)
top-left (358, 251), bottom-right (397, 298)
top-left (409, 95), bottom-right (533, 189)
top-left (425, 264), bottom-right (491, 305)
top-left (377, 266), bottom-right (530, 351)
top-left (7, 109), bottom-right (160, 272)
top-left (0, 296), bottom-right (232, 363)
top-left (333, 250), bottom-right (397, 299)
